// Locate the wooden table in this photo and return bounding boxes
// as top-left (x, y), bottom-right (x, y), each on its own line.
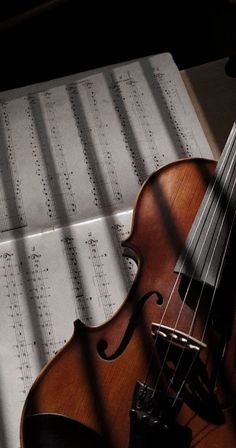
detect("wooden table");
top-left (181, 58), bottom-right (236, 158)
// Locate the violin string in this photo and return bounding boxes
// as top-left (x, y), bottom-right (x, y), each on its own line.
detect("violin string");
top-left (145, 152), bottom-right (233, 393)
top-left (149, 149), bottom-right (235, 391)
top-left (165, 145), bottom-right (236, 401)
top-left (143, 157), bottom-right (224, 390)
top-left (167, 160), bottom-right (236, 397)
top-left (172, 198), bottom-right (236, 406)
top-left (144, 140), bottom-right (235, 397)
top-left (199, 185), bottom-right (236, 343)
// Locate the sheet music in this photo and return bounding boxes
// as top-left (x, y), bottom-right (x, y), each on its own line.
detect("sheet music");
top-left (0, 53), bottom-right (213, 448)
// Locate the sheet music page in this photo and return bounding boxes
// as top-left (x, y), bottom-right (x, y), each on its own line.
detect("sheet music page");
top-left (0, 53), bottom-right (212, 241)
top-left (0, 53), bottom-right (213, 448)
top-left (0, 211), bottom-right (137, 447)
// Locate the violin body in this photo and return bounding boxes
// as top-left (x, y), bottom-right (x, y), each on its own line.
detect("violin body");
top-left (20, 159), bottom-right (236, 448)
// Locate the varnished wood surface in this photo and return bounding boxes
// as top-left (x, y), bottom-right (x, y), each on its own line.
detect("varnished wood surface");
top-left (20, 159), bottom-right (235, 448)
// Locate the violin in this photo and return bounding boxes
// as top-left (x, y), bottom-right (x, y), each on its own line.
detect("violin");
top-left (20, 156), bottom-right (236, 448)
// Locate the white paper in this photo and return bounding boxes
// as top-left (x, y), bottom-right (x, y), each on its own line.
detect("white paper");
top-left (0, 53), bottom-right (213, 448)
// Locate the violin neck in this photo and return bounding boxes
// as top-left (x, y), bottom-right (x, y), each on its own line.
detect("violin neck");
top-left (176, 124), bottom-right (236, 288)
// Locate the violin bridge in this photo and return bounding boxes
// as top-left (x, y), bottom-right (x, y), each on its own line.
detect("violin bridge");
top-left (151, 323), bottom-right (207, 352)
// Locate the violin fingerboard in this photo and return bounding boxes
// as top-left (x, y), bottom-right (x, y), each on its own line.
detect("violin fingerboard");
top-left (175, 122), bottom-right (236, 288)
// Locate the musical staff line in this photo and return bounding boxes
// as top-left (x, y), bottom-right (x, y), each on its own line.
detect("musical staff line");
top-left (86, 232), bottom-right (114, 320)
top-left (62, 236), bottom-right (93, 323)
top-left (0, 102), bottom-right (27, 232)
top-left (111, 223), bottom-right (136, 290)
top-left (152, 65), bottom-right (194, 156)
top-left (26, 252), bottom-right (59, 359)
top-left (0, 252), bottom-right (33, 396)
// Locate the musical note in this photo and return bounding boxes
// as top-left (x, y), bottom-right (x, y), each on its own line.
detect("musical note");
top-left (85, 231), bottom-right (115, 319)
top-left (26, 251), bottom-right (60, 358)
top-left (111, 68), bottom-right (170, 184)
top-left (0, 102), bottom-right (27, 232)
top-left (111, 222), bottom-right (137, 289)
top-left (152, 66), bottom-right (196, 156)
top-left (41, 91), bottom-right (77, 216)
top-left (0, 53), bottom-right (213, 448)
top-left (26, 93), bottom-right (77, 221)
top-left (25, 96), bottom-right (57, 221)
top-left (62, 236), bottom-right (93, 323)
top-left (111, 78), bottom-right (147, 185)
top-left (67, 81), bottom-right (123, 208)
top-left (0, 252), bottom-right (33, 396)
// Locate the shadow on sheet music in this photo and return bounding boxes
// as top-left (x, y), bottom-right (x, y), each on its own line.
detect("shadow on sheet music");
top-left (104, 58), bottom-right (191, 179)
top-left (23, 60), bottom-right (213, 433)
top-left (0, 55), bottom-right (223, 448)
top-left (0, 111), bottom-right (52, 448)
top-left (25, 88), bottom-right (132, 446)
top-left (24, 65), bottom-right (235, 448)
top-left (140, 58), bottom-right (190, 160)
top-left (0, 99), bottom-right (69, 362)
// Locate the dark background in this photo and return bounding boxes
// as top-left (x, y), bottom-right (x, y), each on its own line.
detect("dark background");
top-left (0, 0), bottom-right (236, 91)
